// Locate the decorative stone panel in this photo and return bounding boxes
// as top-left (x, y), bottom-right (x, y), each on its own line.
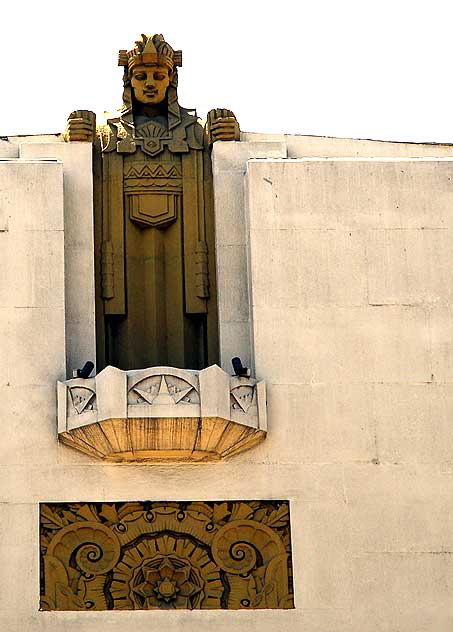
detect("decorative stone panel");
top-left (57, 365), bottom-right (266, 462)
top-left (40, 500), bottom-right (294, 611)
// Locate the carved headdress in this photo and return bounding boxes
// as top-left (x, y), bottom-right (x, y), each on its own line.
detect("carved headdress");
top-left (118, 34), bottom-right (183, 130)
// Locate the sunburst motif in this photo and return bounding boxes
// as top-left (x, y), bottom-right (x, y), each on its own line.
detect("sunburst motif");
top-left (129, 374), bottom-right (199, 406)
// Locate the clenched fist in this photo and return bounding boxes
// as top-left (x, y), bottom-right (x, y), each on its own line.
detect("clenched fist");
top-left (64, 110), bottom-right (96, 143)
top-left (206, 108), bottom-right (240, 144)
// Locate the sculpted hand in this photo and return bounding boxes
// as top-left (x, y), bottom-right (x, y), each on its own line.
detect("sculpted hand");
top-left (207, 109), bottom-right (240, 143)
top-left (64, 110), bottom-right (96, 142)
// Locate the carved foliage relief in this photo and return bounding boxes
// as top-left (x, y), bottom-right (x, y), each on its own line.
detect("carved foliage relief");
top-left (40, 500), bottom-right (294, 611)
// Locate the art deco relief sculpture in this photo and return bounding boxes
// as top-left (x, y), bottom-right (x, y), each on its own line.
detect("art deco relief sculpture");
top-left (59, 34), bottom-right (267, 463)
top-left (65, 34), bottom-right (240, 371)
top-left (40, 500), bottom-right (294, 611)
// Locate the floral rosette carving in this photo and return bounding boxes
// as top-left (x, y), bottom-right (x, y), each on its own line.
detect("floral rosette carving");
top-left (110, 535), bottom-right (223, 609)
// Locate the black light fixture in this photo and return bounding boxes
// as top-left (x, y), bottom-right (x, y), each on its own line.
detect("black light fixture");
top-left (231, 357), bottom-right (250, 377)
top-left (74, 361), bottom-right (95, 379)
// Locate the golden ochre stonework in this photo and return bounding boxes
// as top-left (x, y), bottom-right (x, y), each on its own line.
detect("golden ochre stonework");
top-left (40, 500), bottom-right (294, 611)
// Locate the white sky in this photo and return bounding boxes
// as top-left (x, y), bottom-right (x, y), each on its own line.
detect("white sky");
top-left (2, 0), bottom-right (453, 143)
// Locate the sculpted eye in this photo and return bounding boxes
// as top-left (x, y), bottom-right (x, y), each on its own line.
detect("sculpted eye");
top-left (154, 73), bottom-right (166, 80)
top-left (134, 73), bottom-right (146, 81)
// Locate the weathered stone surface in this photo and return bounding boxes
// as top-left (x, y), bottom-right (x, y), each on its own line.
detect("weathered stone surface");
top-left (0, 160), bottom-right (66, 392)
top-left (19, 142), bottom-right (96, 377)
top-left (0, 159), bottom-right (64, 230)
top-left (211, 141), bottom-right (287, 373)
top-left (351, 553), bottom-right (453, 632)
top-left (0, 139), bottom-right (19, 158)
top-left (242, 130), bottom-right (453, 159)
top-left (246, 158), bottom-right (453, 230)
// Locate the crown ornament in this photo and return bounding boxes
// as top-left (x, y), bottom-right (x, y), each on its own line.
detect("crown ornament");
top-left (118, 34), bottom-right (182, 73)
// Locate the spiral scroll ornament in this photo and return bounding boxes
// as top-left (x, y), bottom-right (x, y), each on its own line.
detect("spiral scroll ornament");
top-left (212, 536), bottom-right (257, 575)
top-left (47, 522), bottom-right (121, 576)
top-left (211, 519), bottom-right (286, 575)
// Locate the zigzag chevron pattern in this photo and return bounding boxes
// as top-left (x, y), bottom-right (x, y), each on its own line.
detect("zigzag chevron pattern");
top-left (124, 163), bottom-right (182, 179)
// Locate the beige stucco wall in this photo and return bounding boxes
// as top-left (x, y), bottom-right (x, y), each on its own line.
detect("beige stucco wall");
top-left (242, 131), bottom-right (453, 159)
top-left (0, 137), bottom-right (96, 377)
top-left (1, 135), bottom-right (453, 630)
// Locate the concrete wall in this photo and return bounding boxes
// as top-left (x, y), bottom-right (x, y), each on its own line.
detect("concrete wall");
top-left (242, 131), bottom-right (453, 159)
top-left (214, 147), bottom-right (453, 630)
top-left (0, 138), bottom-right (96, 377)
top-left (212, 140), bottom-right (287, 370)
top-left (19, 142), bottom-right (96, 377)
top-left (1, 136), bottom-right (453, 630)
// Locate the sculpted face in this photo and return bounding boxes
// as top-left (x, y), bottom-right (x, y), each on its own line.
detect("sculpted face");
top-left (131, 64), bottom-right (172, 105)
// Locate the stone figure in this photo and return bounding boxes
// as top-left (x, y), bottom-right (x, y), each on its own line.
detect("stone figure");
top-left (65, 34), bottom-right (240, 371)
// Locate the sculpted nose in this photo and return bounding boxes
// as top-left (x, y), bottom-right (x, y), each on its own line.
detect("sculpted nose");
top-left (145, 78), bottom-right (155, 88)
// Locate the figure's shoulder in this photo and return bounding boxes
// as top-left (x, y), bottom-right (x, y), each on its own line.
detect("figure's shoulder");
top-left (179, 107), bottom-right (206, 149)
top-left (178, 107), bottom-right (199, 127)
top-left (98, 108), bottom-right (135, 153)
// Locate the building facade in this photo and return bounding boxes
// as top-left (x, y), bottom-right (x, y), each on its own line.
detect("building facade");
top-left (1, 130), bottom-right (453, 630)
